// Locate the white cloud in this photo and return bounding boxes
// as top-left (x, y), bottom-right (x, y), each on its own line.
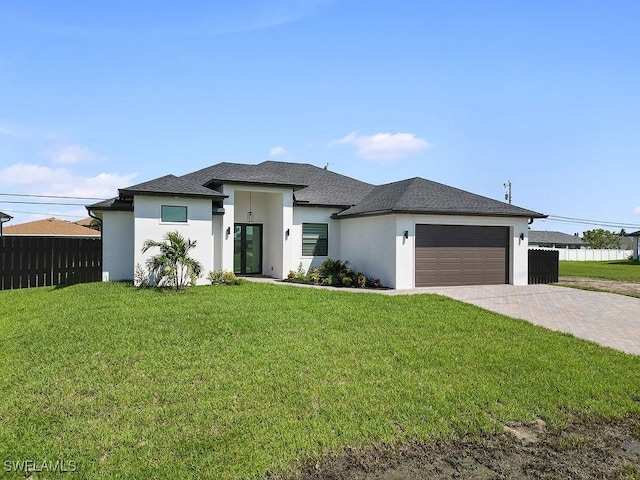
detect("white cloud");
top-left (47, 144), bottom-right (104, 164)
top-left (269, 146), bottom-right (289, 157)
top-left (0, 163), bottom-right (136, 199)
top-left (331, 131), bottom-right (431, 161)
top-left (0, 123), bottom-right (28, 140)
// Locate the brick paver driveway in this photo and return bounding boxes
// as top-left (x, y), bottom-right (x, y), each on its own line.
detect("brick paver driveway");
top-left (408, 284), bottom-right (640, 355)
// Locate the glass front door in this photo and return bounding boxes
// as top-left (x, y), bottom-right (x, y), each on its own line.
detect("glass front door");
top-left (234, 224), bottom-right (262, 275)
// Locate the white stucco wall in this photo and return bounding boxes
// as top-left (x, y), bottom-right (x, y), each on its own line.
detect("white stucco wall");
top-left (134, 195), bottom-right (214, 286)
top-left (221, 185), bottom-right (293, 278)
top-left (340, 215), bottom-right (397, 287)
top-left (340, 214), bottom-right (531, 289)
top-left (291, 206), bottom-right (342, 273)
top-left (212, 214), bottom-right (223, 271)
top-left (101, 210), bottom-right (134, 281)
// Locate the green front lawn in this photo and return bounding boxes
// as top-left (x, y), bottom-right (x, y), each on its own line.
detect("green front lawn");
top-left (559, 260), bottom-right (640, 282)
top-left (1, 282), bottom-right (639, 478)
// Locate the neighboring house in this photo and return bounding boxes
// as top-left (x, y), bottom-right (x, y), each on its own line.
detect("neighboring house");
top-left (3, 217), bottom-right (101, 238)
top-left (620, 236), bottom-right (635, 250)
top-left (0, 211), bottom-right (12, 236)
top-left (631, 230), bottom-right (640, 261)
top-left (75, 217), bottom-right (100, 230)
top-left (528, 231), bottom-right (584, 249)
top-left (87, 161), bottom-right (546, 289)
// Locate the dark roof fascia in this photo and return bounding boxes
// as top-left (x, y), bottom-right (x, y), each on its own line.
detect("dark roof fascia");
top-left (334, 209), bottom-right (548, 220)
top-left (205, 180), bottom-right (307, 191)
top-left (86, 203), bottom-right (133, 212)
top-left (118, 188), bottom-right (227, 200)
top-left (0, 211), bottom-right (12, 222)
top-left (630, 230), bottom-right (640, 237)
top-left (294, 201), bottom-right (353, 209)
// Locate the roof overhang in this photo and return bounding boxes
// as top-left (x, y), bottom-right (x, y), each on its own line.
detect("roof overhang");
top-left (205, 180), bottom-right (307, 191)
top-left (118, 188), bottom-right (227, 200)
top-left (334, 209), bottom-right (548, 220)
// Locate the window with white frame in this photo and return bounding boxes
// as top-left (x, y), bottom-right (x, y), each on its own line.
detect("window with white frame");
top-left (302, 223), bottom-right (328, 256)
top-left (161, 205), bottom-right (187, 223)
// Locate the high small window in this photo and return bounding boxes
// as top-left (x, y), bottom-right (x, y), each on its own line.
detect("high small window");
top-left (302, 223), bottom-right (328, 256)
top-left (161, 205), bottom-right (187, 223)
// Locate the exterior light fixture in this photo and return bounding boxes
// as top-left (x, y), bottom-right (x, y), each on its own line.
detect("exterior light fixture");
top-left (519, 233), bottom-right (525, 240)
top-left (285, 228), bottom-right (290, 238)
top-left (404, 230), bottom-right (409, 239)
top-left (247, 192), bottom-right (253, 222)
top-left (226, 227), bottom-right (231, 235)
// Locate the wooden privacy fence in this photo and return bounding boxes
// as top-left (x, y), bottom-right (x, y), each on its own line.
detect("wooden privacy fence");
top-left (528, 249), bottom-right (559, 284)
top-left (0, 236), bottom-right (102, 290)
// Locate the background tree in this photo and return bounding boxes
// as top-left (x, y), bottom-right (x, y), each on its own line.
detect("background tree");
top-left (142, 231), bottom-right (203, 290)
top-left (582, 229), bottom-right (620, 249)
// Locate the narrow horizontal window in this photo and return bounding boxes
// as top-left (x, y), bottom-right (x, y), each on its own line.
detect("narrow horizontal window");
top-left (302, 223), bottom-right (328, 256)
top-left (161, 205), bottom-right (187, 223)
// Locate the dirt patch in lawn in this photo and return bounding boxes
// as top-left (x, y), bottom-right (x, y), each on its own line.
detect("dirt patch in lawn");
top-left (294, 416), bottom-right (640, 479)
top-left (559, 276), bottom-right (640, 298)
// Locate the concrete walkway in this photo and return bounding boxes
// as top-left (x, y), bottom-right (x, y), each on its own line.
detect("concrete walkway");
top-left (245, 278), bottom-right (640, 355)
top-left (398, 284), bottom-right (640, 356)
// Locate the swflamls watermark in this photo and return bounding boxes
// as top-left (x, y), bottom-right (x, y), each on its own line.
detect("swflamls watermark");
top-left (4, 459), bottom-right (77, 473)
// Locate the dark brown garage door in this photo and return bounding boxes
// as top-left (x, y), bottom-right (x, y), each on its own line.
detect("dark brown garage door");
top-left (415, 225), bottom-right (509, 287)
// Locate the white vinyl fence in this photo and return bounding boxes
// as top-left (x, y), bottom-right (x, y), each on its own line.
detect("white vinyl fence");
top-left (529, 247), bottom-right (632, 261)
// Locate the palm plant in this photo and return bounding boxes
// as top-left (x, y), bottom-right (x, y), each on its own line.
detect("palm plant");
top-left (142, 231), bottom-right (203, 290)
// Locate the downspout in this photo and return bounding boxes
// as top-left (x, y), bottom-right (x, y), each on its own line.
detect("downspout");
top-left (0, 215), bottom-right (12, 236)
top-left (87, 209), bottom-right (104, 280)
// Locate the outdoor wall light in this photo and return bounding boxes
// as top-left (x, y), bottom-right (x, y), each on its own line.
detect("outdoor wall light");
top-left (404, 230), bottom-right (409, 239)
top-left (285, 228), bottom-right (290, 238)
top-left (519, 233), bottom-right (525, 240)
top-left (226, 227), bottom-right (231, 235)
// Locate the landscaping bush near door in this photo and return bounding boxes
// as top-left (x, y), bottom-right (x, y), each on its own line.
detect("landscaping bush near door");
top-left (286, 258), bottom-right (384, 288)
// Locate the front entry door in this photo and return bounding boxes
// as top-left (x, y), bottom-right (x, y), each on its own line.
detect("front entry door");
top-left (234, 224), bottom-right (262, 275)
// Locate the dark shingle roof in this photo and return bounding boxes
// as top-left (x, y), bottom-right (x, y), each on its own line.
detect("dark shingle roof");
top-left (0, 211), bottom-right (12, 221)
top-left (120, 174), bottom-right (226, 199)
top-left (630, 230), bottom-right (640, 237)
top-left (336, 177), bottom-right (546, 218)
top-left (89, 161), bottom-right (546, 218)
top-left (529, 231), bottom-right (584, 245)
top-left (182, 161), bottom-right (374, 207)
top-left (86, 197), bottom-right (133, 211)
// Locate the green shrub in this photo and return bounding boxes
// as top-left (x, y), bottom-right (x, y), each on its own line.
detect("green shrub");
top-left (308, 267), bottom-right (320, 284)
top-left (319, 258), bottom-right (350, 280)
top-left (366, 276), bottom-right (382, 288)
top-left (287, 263), bottom-right (308, 282)
top-left (356, 272), bottom-right (366, 288)
top-left (134, 263), bottom-right (149, 288)
top-left (342, 276), bottom-right (353, 287)
top-left (207, 270), bottom-right (240, 286)
top-left (322, 276), bottom-right (334, 286)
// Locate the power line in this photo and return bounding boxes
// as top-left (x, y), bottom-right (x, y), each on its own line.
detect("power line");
top-left (542, 216), bottom-right (640, 229)
top-left (1, 209), bottom-right (87, 219)
top-left (0, 192), bottom-right (105, 200)
top-left (0, 200), bottom-right (90, 206)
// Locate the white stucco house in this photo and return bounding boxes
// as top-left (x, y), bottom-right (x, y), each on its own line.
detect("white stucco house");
top-left (87, 161), bottom-right (546, 289)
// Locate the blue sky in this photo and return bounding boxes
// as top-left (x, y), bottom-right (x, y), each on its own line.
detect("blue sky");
top-left (1, 0), bottom-right (639, 235)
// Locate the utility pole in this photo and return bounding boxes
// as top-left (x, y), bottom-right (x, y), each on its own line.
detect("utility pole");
top-left (503, 180), bottom-right (512, 204)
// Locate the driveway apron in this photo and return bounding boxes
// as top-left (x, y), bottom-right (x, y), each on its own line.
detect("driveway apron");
top-left (408, 284), bottom-right (640, 355)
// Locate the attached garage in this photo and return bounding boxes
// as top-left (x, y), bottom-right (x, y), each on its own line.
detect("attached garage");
top-left (415, 224), bottom-right (509, 287)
